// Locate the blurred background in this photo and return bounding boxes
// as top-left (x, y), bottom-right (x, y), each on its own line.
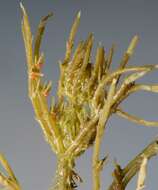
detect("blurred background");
top-left (0, 0), bottom-right (158, 189)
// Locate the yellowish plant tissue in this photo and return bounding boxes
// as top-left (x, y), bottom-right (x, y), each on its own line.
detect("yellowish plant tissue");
top-left (0, 3), bottom-right (158, 190)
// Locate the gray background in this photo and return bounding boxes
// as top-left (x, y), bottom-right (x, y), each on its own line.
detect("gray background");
top-left (0, 0), bottom-right (158, 189)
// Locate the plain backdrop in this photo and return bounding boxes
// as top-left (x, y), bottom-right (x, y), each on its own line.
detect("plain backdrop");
top-left (0, 0), bottom-right (158, 189)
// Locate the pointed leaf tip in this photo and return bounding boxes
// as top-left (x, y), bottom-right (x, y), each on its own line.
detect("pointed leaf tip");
top-left (77, 10), bottom-right (81, 19)
top-left (127, 35), bottom-right (139, 56)
top-left (20, 2), bottom-right (26, 15)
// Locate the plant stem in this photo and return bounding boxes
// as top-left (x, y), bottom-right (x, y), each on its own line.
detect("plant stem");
top-left (51, 157), bottom-right (76, 190)
top-left (92, 79), bottom-right (116, 190)
top-left (107, 138), bottom-right (158, 190)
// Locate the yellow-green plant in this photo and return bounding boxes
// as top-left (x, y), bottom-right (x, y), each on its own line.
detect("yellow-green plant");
top-left (1, 3), bottom-right (158, 190)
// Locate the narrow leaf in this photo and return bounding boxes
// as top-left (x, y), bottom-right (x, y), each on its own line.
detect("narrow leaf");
top-left (34, 13), bottom-right (53, 60)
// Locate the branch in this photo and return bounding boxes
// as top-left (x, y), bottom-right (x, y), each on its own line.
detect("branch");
top-left (126, 83), bottom-right (158, 95)
top-left (107, 138), bottom-right (158, 190)
top-left (116, 107), bottom-right (158, 127)
top-left (111, 83), bottom-right (158, 120)
top-left (92, 79), bottom-right (117, 190)
top-left (93, 64), bottom-right (158, 106)
top-left (115, 35), bottom-right (139, 84)
top-left (113, 69), bottom-right (151, 105)
top-left (21, 4), bottom-right (65, 154)
top-left (136, 156), bottom-right (148, 190)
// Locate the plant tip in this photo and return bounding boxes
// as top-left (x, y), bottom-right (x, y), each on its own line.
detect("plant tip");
top-left (20, 2), bottom-right (26, 14)
top-left (77, 10), bottom-right (81, 18)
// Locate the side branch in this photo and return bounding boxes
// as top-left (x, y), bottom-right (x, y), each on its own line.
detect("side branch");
top-left (107, 138), bottom-right (158, 190)
top-left (21, 4), bottom-right (65, 154)
top-left (116, 107), bottom-right (158, 127)
top-left (92, 79), bottom-right (117, 190)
